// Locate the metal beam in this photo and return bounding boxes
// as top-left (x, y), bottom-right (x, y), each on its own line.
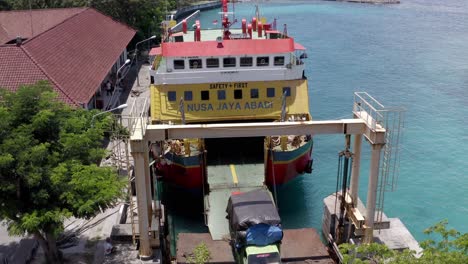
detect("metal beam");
top-left (364, 143), bottom-right (383, 244)
top-left (137, 119), bottom-right (386, 143)
top-left (130, 140), bottom-right (152, 259)
top-left (350, 134), bottom-right (363, 205)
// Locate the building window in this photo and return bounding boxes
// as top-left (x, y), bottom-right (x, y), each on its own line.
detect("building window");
top-left (207, 58), bottom-right (219, 68)
top-left (274, 56), bottom-right (285, 66)
top-left (282, 87), bottom-right (291, 97)
top-left (217, 90), bottom-right (226, 100)
top-left (223, 57), bottom-right (236, 67)
top-left (201, 90), bottom-right (210, 100)
top-left (250, 88), bottom-right (259, 99)
top-left (257, 57), bottom-right (269, 66)
top-left (168, 91), bottom-right (176, 101)
top-left (174, 60), bottom-right (185, 69)
top-left (267, 88), bottom-right (275, 98)
top-left (240, 57), bottom-right (253, 67)
top-left (234, 89), bottom-right (243, 99)
top-left (184, 91), bottom-right (193, 101)
top-left (189, 59), bottom-right (202, 69)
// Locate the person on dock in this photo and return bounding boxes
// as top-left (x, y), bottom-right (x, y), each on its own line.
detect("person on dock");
top-left (106, 80), bottom-right (112, 96)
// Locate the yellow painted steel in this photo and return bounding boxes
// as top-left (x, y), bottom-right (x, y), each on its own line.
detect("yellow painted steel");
top-left (230, 164), bottom-right (239, 185)
top-left (280, 136), bottom-right (288, 151)
top-left (150, 79), bottom-right (310, 123)
top-left (184, 141), bottom-right (191, 156)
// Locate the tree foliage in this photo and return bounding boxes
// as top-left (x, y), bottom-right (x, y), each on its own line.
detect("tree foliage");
top-left (339, 220), bottom-right (468, 264)
top-left (187, 242), bottom-right (211, 264)
top-left (0, 81), bottom-right (125, 263)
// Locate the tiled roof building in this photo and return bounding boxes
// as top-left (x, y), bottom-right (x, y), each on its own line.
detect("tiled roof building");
top-left (0, 8), bottom-right (136, 107)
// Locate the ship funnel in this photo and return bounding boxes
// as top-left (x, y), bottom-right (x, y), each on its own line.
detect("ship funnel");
top-left (182, 19), bottom-right (187, 33)
top-left (258, 21), bottom-right (263, 38)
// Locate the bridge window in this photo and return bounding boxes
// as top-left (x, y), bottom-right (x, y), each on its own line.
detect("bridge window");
top-left (274, 56), bottom-right (285, 66)
top-left (207, 58), bottom-right (219, 68)
top-left (184, 91), bottom-right (193, 101)
top-left (189, 59), bottom-right (202, 69)
top-left (282, 87), bottom-right (291, 97)
top-left (223, 57), bottom-right (236, 67)
top-left (240, 57), bottom-right (253, 67)
top-left (217, 90), bottom-right (226, 100)
top-left (257, 57), bottom-right (269, 66)
top-left (168, 91), bottom-right (176, 101)
top-left (234, 89), bottom-right (243, 99)
top-left (201, 90), bottom-right (210, 100)
top-left (250, 88), bottom-right (259, 99)
top-left (174, 60), bottom-right (185, 69)
top-left (267, 88), bottom-right (275, 98)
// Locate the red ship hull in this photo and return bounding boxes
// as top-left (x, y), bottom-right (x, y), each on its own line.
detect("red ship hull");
top-left (156, 140), bottom-right (313, 191)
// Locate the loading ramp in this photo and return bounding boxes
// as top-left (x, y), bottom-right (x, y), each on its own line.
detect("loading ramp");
top-left (176, 228), bottom-right (334, 264)
top-left (205, 163), bottom-right (265, 240)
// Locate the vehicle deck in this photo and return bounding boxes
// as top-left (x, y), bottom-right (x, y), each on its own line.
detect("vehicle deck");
top-left (176, 228), bottom-right (334, 264)
top-left (205, 163), bottom-right (265, 240)
top-left (204, 137), bottom-right (266, 240)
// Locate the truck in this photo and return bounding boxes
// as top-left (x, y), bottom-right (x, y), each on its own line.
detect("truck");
top-left (226, 189), bottom-right (283, 264)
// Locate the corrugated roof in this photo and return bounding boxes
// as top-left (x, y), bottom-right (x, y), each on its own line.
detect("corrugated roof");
top-left (0, 8), bottom-right (84, 44)
top-left (0, 8), bottom-right (136, 106)
top-left (162, 38), bottom-right (295, 57)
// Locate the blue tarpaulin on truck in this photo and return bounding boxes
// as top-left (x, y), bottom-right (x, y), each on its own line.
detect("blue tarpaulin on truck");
top-left (246, 223), bottom-right (283, 246)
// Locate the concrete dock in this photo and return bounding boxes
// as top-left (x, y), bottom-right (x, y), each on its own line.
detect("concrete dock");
top-left (323, 193), bottom-right (421, 254)
top-left (177, 228), bottom-right (334, 264)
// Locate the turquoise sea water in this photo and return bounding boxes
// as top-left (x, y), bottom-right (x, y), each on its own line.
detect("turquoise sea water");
top-left (171, 0), bottom-right (468, 242)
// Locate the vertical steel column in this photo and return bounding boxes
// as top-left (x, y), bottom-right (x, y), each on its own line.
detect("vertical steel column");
top-left (143, 146), bottom-right (153, 224)
top-left (350, 134), bottom-right (362, 206)
top-left (131, 140), bottom-right (152, 259)
top-left (364, 143), bottom-right (383, 243)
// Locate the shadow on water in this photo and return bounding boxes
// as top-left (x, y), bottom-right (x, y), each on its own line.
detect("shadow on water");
top-left (161, 184), bottom-right (208, 257)
top-left (275, 176), bottom-right (311, 229)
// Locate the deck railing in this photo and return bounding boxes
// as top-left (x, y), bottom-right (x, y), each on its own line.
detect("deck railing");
top-left (353, 92), bottom-right (406, 227)
top-left (124, 97), bottom-right (149, 139)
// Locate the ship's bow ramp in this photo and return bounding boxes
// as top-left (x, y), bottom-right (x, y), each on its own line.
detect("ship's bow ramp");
top-left (204, 137), bottom-right (265, 240)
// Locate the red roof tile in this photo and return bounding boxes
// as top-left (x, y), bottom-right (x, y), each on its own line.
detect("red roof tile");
top-left (0, 45), bottom-right (73, 104)
top-left (0, 8), bottom-right (136, 106)
top-left (0, 8), bottom-right (84, 44)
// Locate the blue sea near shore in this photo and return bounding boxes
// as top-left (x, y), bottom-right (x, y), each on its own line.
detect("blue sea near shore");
top-left (170, 0), bottom-right (468, 242)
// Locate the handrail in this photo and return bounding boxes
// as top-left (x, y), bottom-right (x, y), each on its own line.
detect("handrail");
top-left (171, 10), bottom-right (200, 32)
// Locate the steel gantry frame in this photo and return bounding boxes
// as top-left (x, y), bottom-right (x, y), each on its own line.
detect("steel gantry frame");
top-left (128, 94), bottom-right (391, 259)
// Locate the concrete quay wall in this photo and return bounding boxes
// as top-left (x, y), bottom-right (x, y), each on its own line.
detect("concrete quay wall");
top-left (175, 2), bottom-right (222, 20)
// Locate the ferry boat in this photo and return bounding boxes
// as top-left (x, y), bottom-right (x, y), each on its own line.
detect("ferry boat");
top-left (149, 1), bottom-right (313, 192)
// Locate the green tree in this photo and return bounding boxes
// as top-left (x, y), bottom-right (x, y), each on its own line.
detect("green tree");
top-left (339, 220), bottom-right (468, 263)
top-left (0, 0), bottom-right (11, 10)
top-left (0, 81), bottom-right (125, 264)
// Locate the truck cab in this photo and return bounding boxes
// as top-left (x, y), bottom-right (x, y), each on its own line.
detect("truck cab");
top-left (244, 245), bottom-right (281, 264)
top-left (226, 189), bottom-right (283, 264)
